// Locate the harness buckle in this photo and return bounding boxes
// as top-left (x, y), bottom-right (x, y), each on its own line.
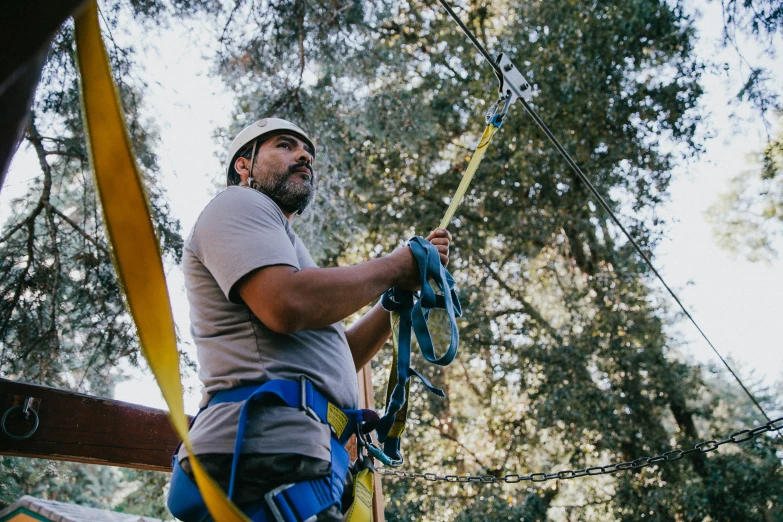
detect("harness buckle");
top-left (299, 376), bottom-right (320, 423)
top-left (264, 483), bottom-right (317, 522)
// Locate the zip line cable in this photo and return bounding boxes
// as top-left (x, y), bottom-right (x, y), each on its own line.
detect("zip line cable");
top-left (435, 0), bottom-right (775, 425)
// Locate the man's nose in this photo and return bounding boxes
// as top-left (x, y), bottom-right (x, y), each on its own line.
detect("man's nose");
top-left (297, 147), bottom-right (312, 165)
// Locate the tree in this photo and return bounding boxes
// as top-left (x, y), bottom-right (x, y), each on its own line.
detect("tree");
top-left (707, 125), bottom-right (783, 261)
top-left (0, 1), bottom-right (185, 515)
top-left (201, 0), bottom-right (782, 519)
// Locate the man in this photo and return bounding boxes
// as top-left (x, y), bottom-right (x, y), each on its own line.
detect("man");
top-left (174, 118), bottom-right (451, 520)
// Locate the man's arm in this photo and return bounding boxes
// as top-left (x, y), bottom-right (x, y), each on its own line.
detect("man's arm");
top-left (238, 229), bottom-right (451, 351)
top-left (237, 248), bottom-right (416, 335)
top-left (344, 301), bottom-right (392, 371)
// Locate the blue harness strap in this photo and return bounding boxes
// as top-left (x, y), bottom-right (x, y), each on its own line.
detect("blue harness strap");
top-left (375, 236), bottom-right (462, 464)
top-left (167, 378), bottom-right (363, 522)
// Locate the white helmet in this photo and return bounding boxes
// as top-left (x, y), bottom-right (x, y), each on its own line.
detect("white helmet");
top-left (225, 118), bottom-right (316, 185)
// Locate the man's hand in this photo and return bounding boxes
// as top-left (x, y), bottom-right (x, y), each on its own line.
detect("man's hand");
top-left (347, 228), bottom-right (453, 368)
top-left (426, 228), bottom-right (452, 267)
top-left (393, 228), bottom-right (452, 291)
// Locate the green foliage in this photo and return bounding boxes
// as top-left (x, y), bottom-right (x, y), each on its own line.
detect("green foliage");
top-left (0, 457), bottom-right (173, 520)
top-left (707, 127), bottom-right (783, 261)
top-left (202, 0), bottom-right (782, 519)
top-left (113, 468), bottom-right (173, 521)
top-left (0, 457), bottom-right (117, 511)
top-left (0, 1), bottom-right (183, 518)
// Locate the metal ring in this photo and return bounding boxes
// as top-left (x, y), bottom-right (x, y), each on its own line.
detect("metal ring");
top-left (695, 440), bottom-right (720, 453)
top-left (1, 405), bottom-right (40, 441)
top-left (729, 429), bottom-right (754, 444)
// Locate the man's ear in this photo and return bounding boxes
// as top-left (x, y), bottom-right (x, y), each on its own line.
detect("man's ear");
top-left (234, 156), bottom-right (251, 182)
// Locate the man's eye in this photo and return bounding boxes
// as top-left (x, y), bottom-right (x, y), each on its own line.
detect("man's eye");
top-left (279, 143), bottom-right (290, 149)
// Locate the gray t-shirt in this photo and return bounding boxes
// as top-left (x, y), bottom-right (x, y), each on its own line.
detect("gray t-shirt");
top-left (178, 186), bottom-right (359, 462)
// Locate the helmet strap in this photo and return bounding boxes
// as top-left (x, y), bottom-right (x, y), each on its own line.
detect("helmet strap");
top-left (246, 138), bottom-right (258, 187)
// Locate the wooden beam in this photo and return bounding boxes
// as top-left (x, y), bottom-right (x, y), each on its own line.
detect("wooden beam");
top-left (0, 378), bottom-right (180, 472)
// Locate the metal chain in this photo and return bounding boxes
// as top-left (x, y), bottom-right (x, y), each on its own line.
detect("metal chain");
top-left (378, 417), bottom-right (783, 484)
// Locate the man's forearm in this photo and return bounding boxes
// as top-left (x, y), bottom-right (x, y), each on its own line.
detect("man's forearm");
top-left (239, 248), bottom-right (417, 335)
top-left (286, 258), bottom-right (401, 331)
top-left (345, 301), bottom-right (392, 370)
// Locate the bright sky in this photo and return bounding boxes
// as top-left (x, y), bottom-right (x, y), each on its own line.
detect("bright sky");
top-left (2, 3), bottom-right (781, 415)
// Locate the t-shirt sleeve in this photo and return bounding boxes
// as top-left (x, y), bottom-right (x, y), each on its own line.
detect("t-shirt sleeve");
top-left (189, 188), bottom-right (300, 302)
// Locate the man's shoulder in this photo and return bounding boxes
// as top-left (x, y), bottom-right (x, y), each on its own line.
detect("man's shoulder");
top-left (195, 187), bottom-right (285, 228)
top-left (205, 186), bottom-right (277, 213)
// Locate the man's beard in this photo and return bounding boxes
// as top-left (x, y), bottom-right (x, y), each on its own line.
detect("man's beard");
top-left (249, 162), bottom-right (316, 215)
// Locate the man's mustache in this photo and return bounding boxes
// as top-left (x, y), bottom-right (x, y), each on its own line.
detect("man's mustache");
top-left (288, 162), bottom-right (314, 179)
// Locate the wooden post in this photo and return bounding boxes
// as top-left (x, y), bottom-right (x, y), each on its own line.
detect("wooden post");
top-left (357, 364), bottom-right (386, 522)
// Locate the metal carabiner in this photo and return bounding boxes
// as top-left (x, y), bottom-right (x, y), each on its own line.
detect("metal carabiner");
top-left (485, 94), bottom-right (514, 128)
top-left (356, 422), bottom-right (403, 468)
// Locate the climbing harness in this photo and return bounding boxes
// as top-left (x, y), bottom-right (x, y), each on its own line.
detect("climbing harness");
top-left (168, 377), bottom-right (375, 522)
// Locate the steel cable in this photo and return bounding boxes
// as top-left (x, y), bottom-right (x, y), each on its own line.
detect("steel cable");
top-left (435, 0), bottom-right (774, 424)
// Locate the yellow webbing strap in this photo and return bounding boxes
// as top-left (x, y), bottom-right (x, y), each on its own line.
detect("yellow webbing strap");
top-left (384, 123), bottom-right (500, 445)
top-left (73, 3), bottom-right (247, 521)
top-left (439, 123), bottom-right (499, 229)
top-left (344, 468), bottom-right (375, 522)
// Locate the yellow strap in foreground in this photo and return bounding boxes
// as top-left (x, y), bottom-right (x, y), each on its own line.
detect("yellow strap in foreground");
top-left (74, 3), bottom-right (247, 521)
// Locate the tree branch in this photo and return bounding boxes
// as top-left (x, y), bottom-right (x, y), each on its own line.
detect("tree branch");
top-left (49, 205), bottom-right (110, 257)
top-left (420, 419), bottom-right (491, 470)
top-left (480, 260), bottom-right (564, 344)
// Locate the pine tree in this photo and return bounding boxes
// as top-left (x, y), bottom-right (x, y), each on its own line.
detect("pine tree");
top-left (203, 1), bottom-right (782, 519)
top-left (0, 2), bottom-right (185, 515)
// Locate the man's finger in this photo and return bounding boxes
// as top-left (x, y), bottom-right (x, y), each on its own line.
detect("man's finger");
top-left (426, 228), bottom-right (452, 240)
